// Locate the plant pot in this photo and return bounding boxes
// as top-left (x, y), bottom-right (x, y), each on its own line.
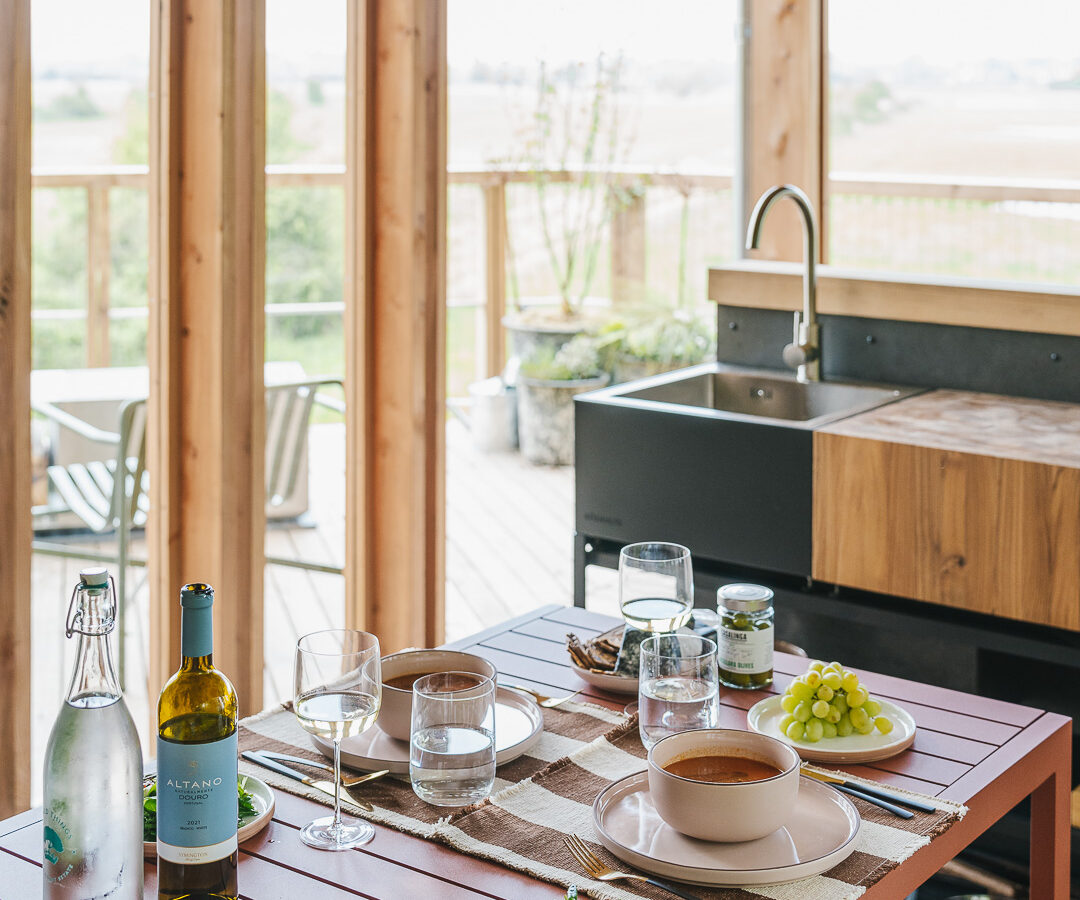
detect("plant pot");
top-left (502, 308), bottom-right (602, 363)
top-left (516, 372), bottom-right (610, 466)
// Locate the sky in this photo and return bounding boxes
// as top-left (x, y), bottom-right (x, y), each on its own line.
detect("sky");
top-left (28, 0), bottom-right (1080, 75)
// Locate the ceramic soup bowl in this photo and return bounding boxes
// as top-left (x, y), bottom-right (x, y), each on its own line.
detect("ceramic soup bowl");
top-left (379, 648), bottom-right (497, 741)
top-left (647, 729), bottom-right (800, 842)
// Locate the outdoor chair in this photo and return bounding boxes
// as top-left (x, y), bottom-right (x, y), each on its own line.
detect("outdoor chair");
top-left (31, 376), bottom-right (345, 679)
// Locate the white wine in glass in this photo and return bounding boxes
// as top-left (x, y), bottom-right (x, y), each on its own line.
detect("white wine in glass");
top-left (294, 629), bottom-right (381, 850)
top-left (619, 542), bottom-right (694, 633)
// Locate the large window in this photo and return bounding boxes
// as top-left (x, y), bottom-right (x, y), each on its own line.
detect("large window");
top-left (828, 0), bottom-right (1080, 286)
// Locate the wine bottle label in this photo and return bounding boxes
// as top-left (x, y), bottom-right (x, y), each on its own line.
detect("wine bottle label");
top-left (156, 731), bottom-right (238, 864)
top-left (43, 807), bottom-right (76, 885)
top-left (719, 624), bottom-right (774, 675)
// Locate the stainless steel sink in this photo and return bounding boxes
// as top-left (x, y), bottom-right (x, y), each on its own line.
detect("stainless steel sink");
top-left (587, 362), bottom-right (922, 429)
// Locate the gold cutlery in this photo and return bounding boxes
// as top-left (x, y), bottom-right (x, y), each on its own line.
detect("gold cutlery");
top-left (562, 833), bottom-right (702, 900)
top-left (801, 767), bottom-right (921, 818)
top-left (241, 750), bottom-right (379, 812)
top-left (251, 750), bottom-right (389, 789)
top-left (503, 683), bottom-right (583, 709)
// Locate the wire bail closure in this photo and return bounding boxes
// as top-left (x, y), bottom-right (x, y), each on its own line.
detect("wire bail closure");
top-left (65, 573), bottom-right (118, 638)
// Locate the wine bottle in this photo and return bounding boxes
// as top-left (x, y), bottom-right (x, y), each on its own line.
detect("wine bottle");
top-left (157, 583), bottom-right (239, 900)
top-left (43, 567), bottom-right (142, 899)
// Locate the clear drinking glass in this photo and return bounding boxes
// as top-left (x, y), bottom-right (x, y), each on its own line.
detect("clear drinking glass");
top-left (619, 542), bottom-right (694, 633)
top-left (294, 629), bottom-right (381, 850)
top-left (409, 671), bottom-right (497, 807)
top-left (638, 633), bottom-right (719, 749)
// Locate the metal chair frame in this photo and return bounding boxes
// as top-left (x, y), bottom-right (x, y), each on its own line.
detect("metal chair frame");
top-left (31, 377), bottom-right (345, 682)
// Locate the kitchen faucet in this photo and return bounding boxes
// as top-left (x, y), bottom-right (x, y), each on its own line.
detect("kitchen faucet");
top-left (744, 184), bottom-right (821, 383)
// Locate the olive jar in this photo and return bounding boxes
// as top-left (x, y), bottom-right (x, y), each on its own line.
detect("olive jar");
top-left (717, 583), bottom-right (774, 689)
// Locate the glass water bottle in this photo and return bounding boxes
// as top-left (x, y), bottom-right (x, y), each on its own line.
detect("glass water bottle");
top-left (43, 567), bottom-right (143, 899)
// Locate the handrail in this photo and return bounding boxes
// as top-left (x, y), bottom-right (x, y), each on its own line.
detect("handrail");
top-left (29, 164), bottom-right (1080, 372)
top-left (31, 164), bottom-right (1080, 203)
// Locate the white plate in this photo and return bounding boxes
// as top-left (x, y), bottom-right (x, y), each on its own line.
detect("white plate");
top-left (143, 773), bottom-right (275, 859)
top-left (570, 663), bottom-right (639, 695)
top-left (593, 772), bottom-right (860, 887)
top-left (747, 695), bottom-right (917, 763)
top-left (312, 686), bottom-right (544, 774)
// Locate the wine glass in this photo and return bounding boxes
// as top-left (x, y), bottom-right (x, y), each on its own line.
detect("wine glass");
top-left (619, 542), bottom-right (693, 633)
top-left (294, 629), bottom-right (381, 850)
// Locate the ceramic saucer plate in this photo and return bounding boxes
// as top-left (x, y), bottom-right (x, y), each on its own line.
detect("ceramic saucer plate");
top-left (312, 686), bottom-right (544, 774)
top-left (144, 773), bottom-right (275, 859)
top-left (593, 772), bottom-right (860, 887)
top-left (747, 695), bottom-right (917, 763)
top-left (570, 663), bottom-right (639, 695)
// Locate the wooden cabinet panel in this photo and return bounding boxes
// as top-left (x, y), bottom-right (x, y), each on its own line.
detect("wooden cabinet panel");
top-left (813, 431), bottom-right (1080, 631)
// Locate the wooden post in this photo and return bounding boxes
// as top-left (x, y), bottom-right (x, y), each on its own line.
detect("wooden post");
top-left (610, 191), bottom-right (646, 305)
top-left (87, 180), bottom-right (111, 366)
top-left (343, 0), bottom-right (370, 634)
top-left (344, 0), bottom-right (447, 651)
top-left (147, 0), bottom-right (266, 716)
top-left (742, 0), bottom-right (826, 263)
top-left (0, 0), bottom-right (32, 818)
top-left (483, 180), bottom-right (506, 378)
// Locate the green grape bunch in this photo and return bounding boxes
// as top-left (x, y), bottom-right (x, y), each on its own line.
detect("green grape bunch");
top-left (777, 661), bottom-right (894, 743)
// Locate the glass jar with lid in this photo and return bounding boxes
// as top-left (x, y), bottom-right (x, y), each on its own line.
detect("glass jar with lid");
top-left (717, 583), bottom-right (774, 689)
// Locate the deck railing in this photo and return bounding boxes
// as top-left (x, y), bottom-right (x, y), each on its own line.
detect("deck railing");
top-left (30, 164), bottom-right (1080, 371)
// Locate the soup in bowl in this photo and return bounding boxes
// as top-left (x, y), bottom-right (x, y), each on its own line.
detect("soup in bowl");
top-left (647, 729), bottom-right (800, 842)
top-left (379, 649), bottom-right (497, 741)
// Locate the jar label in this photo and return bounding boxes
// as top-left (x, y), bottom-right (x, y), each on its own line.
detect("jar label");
top-left (719, 625), bottom-right (773, 675)
top-left (156, 731), bottom-right (238, 864)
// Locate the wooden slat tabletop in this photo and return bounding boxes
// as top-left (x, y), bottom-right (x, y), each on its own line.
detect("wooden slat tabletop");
top-left (2, 604), bottom-right (1071, 898)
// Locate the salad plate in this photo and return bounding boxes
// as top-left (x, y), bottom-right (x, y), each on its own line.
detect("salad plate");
top-left (747, 695), bottom-right (917, 763)
top-left (144, 773), bottom-right (274, 858)
top-left (592, 772), bottom-right (860, 887)
top-left (312, 685), bottom-right (544, 773)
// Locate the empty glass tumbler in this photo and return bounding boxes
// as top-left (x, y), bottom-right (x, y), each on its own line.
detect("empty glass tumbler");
top-left (638, 633), bottom-right (719, 749)
top-left (409, 671), bottom-right (497, 807)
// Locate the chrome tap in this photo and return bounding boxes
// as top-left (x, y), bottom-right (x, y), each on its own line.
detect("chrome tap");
top-left (744, 184), bottom-right (821, 383)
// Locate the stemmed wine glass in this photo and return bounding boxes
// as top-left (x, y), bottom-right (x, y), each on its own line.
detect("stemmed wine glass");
top-left (619, 542), bottom-right (694, 633)
top-left (294, 629), bottom-right (381, 850)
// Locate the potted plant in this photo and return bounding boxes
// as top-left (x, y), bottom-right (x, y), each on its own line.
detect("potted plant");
top-left (516, 335), bottom-right (613, 466)
top-left (610, 310), bottom-right (714, 384)
top-left (501, 54), bottom-right (642, 361)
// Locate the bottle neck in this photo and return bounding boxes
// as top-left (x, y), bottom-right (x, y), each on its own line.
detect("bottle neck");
top-left (181, 604), bottom-right (215, 668)
top-left (65, 584), bottom-right (122, 705)
top-left (66, 631), bottom-right (122, 705)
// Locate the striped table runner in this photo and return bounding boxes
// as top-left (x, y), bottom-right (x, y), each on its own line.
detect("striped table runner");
top-left (239, 707), bottom-right (966, 899)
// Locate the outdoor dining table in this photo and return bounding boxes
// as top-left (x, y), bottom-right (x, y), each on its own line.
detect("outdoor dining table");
top-left (1, 603), bottom-right (1072, 898)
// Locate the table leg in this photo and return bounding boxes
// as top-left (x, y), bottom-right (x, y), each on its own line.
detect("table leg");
top-left (1029, 723), bottom-right (1071, 899)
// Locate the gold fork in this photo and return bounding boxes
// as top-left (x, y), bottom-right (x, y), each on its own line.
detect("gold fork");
top-left (562, 834), bottom-right (703, 900)
top-left (502, 683), bottom-right (583, 709)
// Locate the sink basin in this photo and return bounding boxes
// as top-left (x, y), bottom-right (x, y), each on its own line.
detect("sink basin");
top-left (573, 362), bottom-right (924, 580)
top-left (593, 362), bottom-right (921, 429)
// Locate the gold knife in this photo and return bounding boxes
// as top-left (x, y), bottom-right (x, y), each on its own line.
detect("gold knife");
top-left (241, 750), bottom-right (375, 812)
top-left (801, 767), bottom-right (918, 818)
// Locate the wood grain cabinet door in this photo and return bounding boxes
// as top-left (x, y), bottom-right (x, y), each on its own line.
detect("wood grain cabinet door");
top-left (812, 431), bottom-right (1080, 632)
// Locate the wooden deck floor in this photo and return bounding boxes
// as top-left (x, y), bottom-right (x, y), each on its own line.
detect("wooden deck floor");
top-left (28, 418), bottom-right (620, 800)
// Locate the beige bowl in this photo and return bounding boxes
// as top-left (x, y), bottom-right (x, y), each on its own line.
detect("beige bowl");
top-left (647, 729), bottom-right (800, 842)
top-left (378, 649), bottom-right (497, 741)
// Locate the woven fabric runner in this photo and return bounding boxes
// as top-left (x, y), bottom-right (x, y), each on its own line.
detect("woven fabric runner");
top-left (238, 706), bottom-right (966, 900)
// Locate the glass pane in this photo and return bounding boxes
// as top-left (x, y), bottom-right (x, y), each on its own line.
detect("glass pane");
top-left (446, 1), bottom-right (737, 636)
top-left (264, 0), bottom-right (347, 706)
top-left (30, 0), bottom-right (150, 804)
top-left (828, 0), bottom-right (1080, 285)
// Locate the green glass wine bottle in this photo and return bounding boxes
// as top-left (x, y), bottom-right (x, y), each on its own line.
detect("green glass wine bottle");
top-left (156, 583), bottom-right (239, 900)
